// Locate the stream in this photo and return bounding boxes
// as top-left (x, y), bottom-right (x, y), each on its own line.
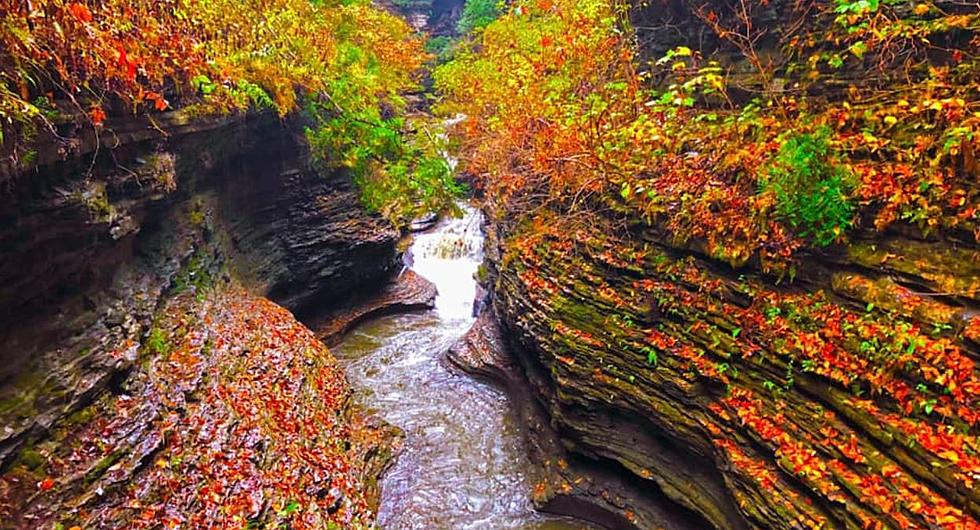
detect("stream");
top-left (331, 204), bottom-right (590, 530)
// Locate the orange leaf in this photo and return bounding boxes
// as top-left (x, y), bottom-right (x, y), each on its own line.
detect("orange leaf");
top-left (116, 46), bottom-right (137, 80)
top-left (68, 3), bottom-right (93, 23)
top-left (89, 105), bottom-right (106, 125)
top-left (146, 92), bottom-right (169, 111)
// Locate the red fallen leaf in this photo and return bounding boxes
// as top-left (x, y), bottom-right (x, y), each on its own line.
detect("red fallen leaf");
top-left (89, 105), bottom-right (106, 125)
top-left (145, 92), bottom-right (169, 111)
top-left (38, 478), bottom-right (55, 491)
top-left (68, 2), bottom-right (93, 23)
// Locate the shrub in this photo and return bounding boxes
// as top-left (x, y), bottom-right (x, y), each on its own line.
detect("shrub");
top-left (458, 0), bottom-right (501, 34)
top-left (305, 107), bottom-right (464, 227)
top-left (425, 36), bottom-right (454, 61)
top-left (762, 128), bottom-right (855, 246)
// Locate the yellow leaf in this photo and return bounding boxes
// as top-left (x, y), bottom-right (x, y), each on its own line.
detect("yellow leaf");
top-left (913, 3), bottom-right (930, 15)
top-left (940, 450), bottom-right (960, 463)
top-left (884, 115), bottom-right (898, 126)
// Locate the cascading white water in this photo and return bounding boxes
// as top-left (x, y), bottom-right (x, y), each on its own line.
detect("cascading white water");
top-left (410, 203), bottom-right (484, 319)
top-left (331, 203), bottom-right (590, 530)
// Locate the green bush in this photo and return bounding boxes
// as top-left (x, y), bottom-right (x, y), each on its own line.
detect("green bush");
top-left (424, 36), bottom-right (454, 61)
top-left (353, 140), bottom-right (466, 227)
top-left (762, 128), bottom-right (855, 246)
top-left (305, 103), bottom-right (464, 227)
top-left (458, 0), bottom-right (501, 34)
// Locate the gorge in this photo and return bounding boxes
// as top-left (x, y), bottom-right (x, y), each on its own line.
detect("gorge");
top-left (1, 0), bottom-right (978, 529)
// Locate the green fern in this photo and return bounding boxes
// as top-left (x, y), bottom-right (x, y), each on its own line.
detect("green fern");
top-left (762, 128), bottom-right (855, 246)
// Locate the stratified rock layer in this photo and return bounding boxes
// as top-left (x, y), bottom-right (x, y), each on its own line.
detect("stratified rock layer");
top-left (310, 270), bottom-right (437, 346)
top-left (486, 207), bottom-right (979, 530)
top-left (448, 313), bottom-right (710, 530)
top-left (1, 286), bottom-right (398, 528)
top-left (0, 111), bottom-right (402, 528)
top-left (210, 127), bottom-right (399, 314)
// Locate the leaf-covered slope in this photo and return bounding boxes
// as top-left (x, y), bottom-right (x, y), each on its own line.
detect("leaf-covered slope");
top-left (0, 110), bottom-right (405, 529)
top-left (1, 286), bottom-right (397, 529)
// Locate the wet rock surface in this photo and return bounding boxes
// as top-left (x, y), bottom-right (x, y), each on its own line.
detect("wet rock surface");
top-left (448, 313), bottom-right (706, 530)
top-left (408, 212), bottom-right (439, 233)
top-left (0, 112), bottom-right (403, 527)
top-left (210, 127), bottom-right (400, 314)
top-left (484, 204), bottom-right (980, 529)
top-left (309, 270), bottom-right (438, 346)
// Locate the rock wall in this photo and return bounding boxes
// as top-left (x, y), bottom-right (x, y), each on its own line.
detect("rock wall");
top-left (484, 202), bottom-right (979, 529)
top-left (448, 313), bottom-right (711, 530)
top-left (374, 0), bottom-right (464, 35)
top-left (206, 119), bottom-right (400, 315)
top-left (0, 110), bottom-right (402, 527)
top-left (466, 1), bottom-right (979, 527)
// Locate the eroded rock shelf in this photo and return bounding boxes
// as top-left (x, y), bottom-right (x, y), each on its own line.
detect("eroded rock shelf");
top-left (480, 204), bottom-right (979, 529)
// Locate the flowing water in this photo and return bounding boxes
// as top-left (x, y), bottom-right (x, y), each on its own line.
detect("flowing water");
top-left (332, 204), bottom-right (590, 530)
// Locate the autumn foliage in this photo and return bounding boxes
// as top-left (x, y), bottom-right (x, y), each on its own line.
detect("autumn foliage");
top-left (499, 215), bottom-right (980, 529)
top-left (436, 0), bottom-right (979, 268)
top-left (0, 0), bottom-right (426, 174)
top-left (0, 286), bottom-right (390, 529)
top-left (437, 0), bottom-right (980, 528)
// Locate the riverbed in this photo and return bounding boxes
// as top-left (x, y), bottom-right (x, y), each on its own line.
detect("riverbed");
top-left (331, 205), bottom-right (590, 530)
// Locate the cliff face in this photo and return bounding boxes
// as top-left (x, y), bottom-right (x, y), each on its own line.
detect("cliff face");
top-left (376, 0), bottom-right (464, 35)
top-left (0, 111), bottom-right (401, 527)
top-left (483, 203), bottom-right (979, 529)
top-left (437, 0), bottom-right (978, 526)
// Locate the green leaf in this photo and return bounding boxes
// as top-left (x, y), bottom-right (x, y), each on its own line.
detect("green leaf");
top-left (279, 500), bottom-right (301, 517)
top-left (646, 348), bottom-right (658, 366)
top-left (849, 41), bottom-right (868, 59)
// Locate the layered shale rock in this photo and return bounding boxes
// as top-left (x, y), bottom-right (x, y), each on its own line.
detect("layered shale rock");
top-left (1, 285), bottom-right (400, 529)
top-left (485, 205), bottom-right (979, 530)
top-left (448, 313), bottom-right (710, 530)
top-left (310, 270), bottom-right (437, 347)
top-left (0, 110), bottom-right (402, 527)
